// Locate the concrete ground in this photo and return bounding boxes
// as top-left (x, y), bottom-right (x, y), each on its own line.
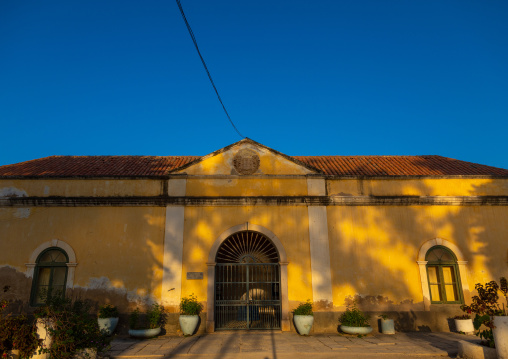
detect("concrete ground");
top-left (105, 331), bottom-right (482, 359)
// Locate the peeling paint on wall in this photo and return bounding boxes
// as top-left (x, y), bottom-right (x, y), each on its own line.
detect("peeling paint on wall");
top-left (0, 208), bottom-right (31, 220)
top-left (13, 208), bottom-right (31, 218)
top-left (0, 264), bottom-right (31, 278)
top-left (0, 266), bottom-right (32, 312)
top-left (0, 187), bottom-right (27, 198)
top-left (77, 276), bottom-right (158, 308)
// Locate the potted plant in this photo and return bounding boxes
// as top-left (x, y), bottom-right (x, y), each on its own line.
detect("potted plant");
top-left (293, 300), bottom-right (314, 335)
top-left (34, 295), bottom-right (110, 359)
top-left (0, 300), bottom-right (41, 359)
top-left (97, 304), bottom-right (119, 336)
top-left (179, 294), bottom-right (203, 336)
top-left (339, 301), bottom-right (372, 335)
top-left (453, 314), bottom-right (474, 334)
top-left (493, 277), bottom-right (508, 359)
top-left (128, 303), bottom-right (165, 338)
top-left (378, 314), bottom-right (395, 334)
top-left (460, 276), bottom-right (508, 359)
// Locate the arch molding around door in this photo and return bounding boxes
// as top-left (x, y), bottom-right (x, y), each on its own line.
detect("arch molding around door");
top-left (215, 231), bottom-right (281, 330)
top-left (206, 223), bottom-right (290, 332)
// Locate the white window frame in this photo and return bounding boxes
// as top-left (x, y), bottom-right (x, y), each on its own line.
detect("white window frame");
top-left (26, 239), bottom-right (77, 290)
top-left (417, 238), bottom-right (469, 310)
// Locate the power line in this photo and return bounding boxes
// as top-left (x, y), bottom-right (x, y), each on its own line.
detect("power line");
top-left (176, 0), bottom-right (245, 139)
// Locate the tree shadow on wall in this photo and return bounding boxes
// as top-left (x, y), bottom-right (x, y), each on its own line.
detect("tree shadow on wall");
top-left (328, 160), bottom-right (504, 332)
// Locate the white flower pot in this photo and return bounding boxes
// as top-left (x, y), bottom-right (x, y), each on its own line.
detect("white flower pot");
top-left (179, 315), bottom-right (199, 336)
top-left (293, 315), bottom-right (314, 335)
top-left (454, 318), bottom-right (474, 333)
top-left (380, 319), bottom-right (395, 334)
top-left (5, 350), bottom-right (19, 359)
top-left (493, 316), bottom-right (508, 359)
top-left (33, 318), bottom-right (53, 359)
top-left (128, 327), bottom-right (161, 338)
top-left (74, 348), bottom-right (97, 359)
top-left (340, 325), bottom-right (373, 335)
top-left (34, 318), bottom-right (100, 359)
top-left (97, 317), bottom-right (119, 335)
top-left (458, 340), bottom-right (497, 359)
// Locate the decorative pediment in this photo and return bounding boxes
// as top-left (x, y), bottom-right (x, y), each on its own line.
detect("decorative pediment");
top-left (172, 139), bottom-right (322, 176)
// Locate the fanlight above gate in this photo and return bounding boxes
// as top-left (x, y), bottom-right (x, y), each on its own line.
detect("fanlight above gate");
top-left (216, 231), bottom-right (279, 264)
top-left (214, 230), bottom-right (282, 330)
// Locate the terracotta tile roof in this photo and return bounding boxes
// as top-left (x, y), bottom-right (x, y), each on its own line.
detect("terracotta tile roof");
top-left (0, 155), bottom-right (506, 178)
top-left (294, 155), bottom-right (508, 176)
top-left (0, 156), bottom-right (199, 178)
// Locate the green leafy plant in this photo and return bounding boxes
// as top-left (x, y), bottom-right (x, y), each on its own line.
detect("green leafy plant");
top-left (293, 300), bottom-right (313, 316)
top-left (460, 277), bottom-right (508, 348)
top-left (453, 314), bottom-right (471, 320)
top-left (98, 304), bottom-right (119, 319)
top-left (180, 294), bottom-right (203, 316)
top-left (129, 303), bottom-right (165, 330)
top-left (147, 303), bottom-right (165, 329)
top-left (129, 308), bottom-right (140, 330)
top-left (339, 301), bottom-right (370, 328)
top-left (0, 301), bottom-right (41, 359)
top-left (34, 295), bottom-right (110, 358)
top-left (500, 277), bottom-right (508, 314)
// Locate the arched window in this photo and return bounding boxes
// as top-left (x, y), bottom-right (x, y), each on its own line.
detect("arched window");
top-left (30, 248), bottom-right (69, 306)
top-left (425, 246), bottom-right (463, 304)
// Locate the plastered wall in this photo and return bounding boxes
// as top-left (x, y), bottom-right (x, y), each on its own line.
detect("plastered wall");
top-left (327, 178), bottom-right (508, 196)
top-left (1, 173), bottom-right (507, 330)
top-left (0, 179), bottom-right (162, 197)
top-left (185, 178), bottom-right (308, 196)
top-left (327, 205), bottom-right (508, 310)
top-left (180, 205), bottom-right (313, 307)
top-left (0, 206), bottom-right (165, 311)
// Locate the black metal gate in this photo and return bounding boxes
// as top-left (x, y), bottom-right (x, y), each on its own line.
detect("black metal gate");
top-left (215, 263), bottom-right (281, 330)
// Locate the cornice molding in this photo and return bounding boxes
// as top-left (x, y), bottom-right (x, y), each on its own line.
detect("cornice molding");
top-left (1, 195), bottom-right (508, 207)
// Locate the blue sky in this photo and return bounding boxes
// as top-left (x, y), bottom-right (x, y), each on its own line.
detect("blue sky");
top-left (1, 0), bottom-right (507, 168)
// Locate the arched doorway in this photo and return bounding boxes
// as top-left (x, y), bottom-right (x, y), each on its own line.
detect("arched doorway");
top-left (214, 230), bottom-right (281, 330)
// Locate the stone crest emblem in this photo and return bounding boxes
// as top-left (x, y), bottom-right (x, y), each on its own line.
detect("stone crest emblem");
top-left (233, 149), bottom-right (260, 175)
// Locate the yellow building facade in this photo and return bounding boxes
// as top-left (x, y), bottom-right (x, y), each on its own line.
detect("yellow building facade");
top-left (1, 139), bottom-right (507, 333)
